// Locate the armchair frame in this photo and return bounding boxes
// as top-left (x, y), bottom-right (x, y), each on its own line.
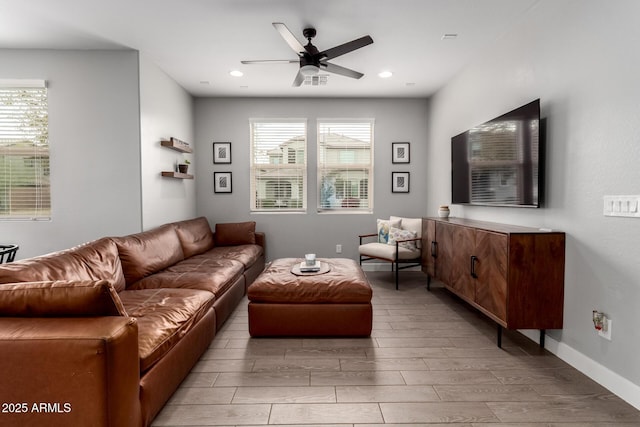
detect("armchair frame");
top-left (358, 233), bottom-right (422, 290)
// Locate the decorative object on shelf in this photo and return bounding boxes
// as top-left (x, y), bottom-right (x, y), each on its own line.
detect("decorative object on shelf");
top-left (177, 159), bottom-right (190, 174)
top-left (161, 137), bottom-right (192, 153)
top-left (213, 142), bottom-right (232, 164)
top-left (392, 142), bottom-right (410, 163)
top-left (391, 172), bottom-right (410, 193)
top-left (438, 205), bottom-right (450, 218)
top-left (214, 172), bottom-right (232, 193)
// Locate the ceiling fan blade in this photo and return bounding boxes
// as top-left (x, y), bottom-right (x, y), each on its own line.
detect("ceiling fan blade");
top-left (273, 22), bottom-right (305, 55)
top-left (241, 60), bottom-right (298, 64)
top-left (321, 62), bottom-right (364, 79)
top-left (319, 35), bottom-right (373, 61)
top-left (292, 71), bottom-right (305, 87)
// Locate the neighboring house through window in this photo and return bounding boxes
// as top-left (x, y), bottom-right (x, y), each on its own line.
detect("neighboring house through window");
top-left (0, 80), bottom-right (50, 220)
top-left (250, 119), bottom-right (307, 212)
top-left (318, 119), bottom-right (373, 212)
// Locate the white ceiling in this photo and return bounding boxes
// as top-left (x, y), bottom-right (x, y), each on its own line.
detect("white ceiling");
top-left (0, 0), bottom-right (540, 98)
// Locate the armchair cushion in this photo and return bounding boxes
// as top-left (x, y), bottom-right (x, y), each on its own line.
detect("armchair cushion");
top-left (390, 216), bottom-right (422, 248)
top-left (359, 242), bottom-right (420, 261)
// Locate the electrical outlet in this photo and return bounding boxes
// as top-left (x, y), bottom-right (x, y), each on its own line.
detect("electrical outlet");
top-left (336, 244), bottom-right (342, 254)
top-left (598, 319), bottom-right (612, 340)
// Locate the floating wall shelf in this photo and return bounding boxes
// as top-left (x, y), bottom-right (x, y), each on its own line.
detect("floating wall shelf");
top-left (160, 137), bottom-right (192, 153)
top-left (161, 171), bottom-right (193, 180)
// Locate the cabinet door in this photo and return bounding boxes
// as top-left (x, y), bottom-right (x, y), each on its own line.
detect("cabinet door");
top-left (474, 230), bottom-right (508, 322)
top-left (421, 219), bottom-right (436, 276)
top-left (449, 225), bottom-right (475, 302)
top-left (434, 222), bottom-right (454, 284)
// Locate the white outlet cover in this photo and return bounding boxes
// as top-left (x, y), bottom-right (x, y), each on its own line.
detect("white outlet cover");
top-left (598, 319), bottom-right (612, 340)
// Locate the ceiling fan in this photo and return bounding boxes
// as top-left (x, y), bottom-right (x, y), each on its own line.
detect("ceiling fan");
top-left (241, 23), bottom-right (373, 87)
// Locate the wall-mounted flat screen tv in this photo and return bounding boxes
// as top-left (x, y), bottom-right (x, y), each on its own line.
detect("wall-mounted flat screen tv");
top-left (451, 99), bottom-right (542, 208)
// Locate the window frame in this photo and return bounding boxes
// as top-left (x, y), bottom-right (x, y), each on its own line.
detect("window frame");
top-left (0, 79), bottom-right (50, 221)
top-left (317, 118), bottom-right (374, 214)
top-left (249, 118), bottom-right (308, 213)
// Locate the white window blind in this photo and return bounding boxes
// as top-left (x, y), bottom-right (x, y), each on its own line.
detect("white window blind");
top-left (250, 119), bottom-right (307, 212)
top-left (0, 80), bottom-right (50, 220)
top-left (318, 119), bottom-right (373, 212)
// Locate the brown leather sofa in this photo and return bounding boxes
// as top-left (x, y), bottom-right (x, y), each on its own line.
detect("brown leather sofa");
top-left (0, 217), bottom-right (264, 427)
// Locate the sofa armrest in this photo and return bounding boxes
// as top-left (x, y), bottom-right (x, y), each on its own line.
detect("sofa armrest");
top-left (255, 231), bottom-right (266, 248)
top-left (0, 317), bottom-right (141, 427)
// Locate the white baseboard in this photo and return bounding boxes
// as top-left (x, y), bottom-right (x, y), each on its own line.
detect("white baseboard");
top-left (519, 329), bottom-right (640, 410)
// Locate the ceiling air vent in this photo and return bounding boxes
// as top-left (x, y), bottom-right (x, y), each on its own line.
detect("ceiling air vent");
top-left (304, 75), bottom-right (328, 86)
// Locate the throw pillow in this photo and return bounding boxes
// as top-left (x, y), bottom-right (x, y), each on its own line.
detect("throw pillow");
top-left (388, 227), bottom-right (418, 250)
top-left (215, 221), bottom-right (256, 246)
top-left (377, 218), bottom-right (401, 243)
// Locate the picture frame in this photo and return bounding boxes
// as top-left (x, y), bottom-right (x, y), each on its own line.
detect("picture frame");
top-left (392, 172), bottom-right (410, 193)
top-left (214, 172), bottom-right (232, 193)
top-left (213, 142), bottom-right (232, 164)
top-left (392, 142), bottom-right (410, 164)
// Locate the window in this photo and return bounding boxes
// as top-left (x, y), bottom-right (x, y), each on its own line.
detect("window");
top-left (0, 80), bottom-right (50, 220)
top-left (318, 119), bottom-right (373, 212)
top-left (250, 119), bottom-right (307, 212)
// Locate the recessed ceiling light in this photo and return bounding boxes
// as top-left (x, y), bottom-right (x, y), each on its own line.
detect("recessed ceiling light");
top-left (229, 70), bottom-right (244, 77)
top-left (405, 82), bottom-right (416, 87)
top-left (441, 33), bottom-right (458, 40)
top-left (378, 71), bottom-right (393, 78)
top-left (199, 80), bottom-right (211, 85)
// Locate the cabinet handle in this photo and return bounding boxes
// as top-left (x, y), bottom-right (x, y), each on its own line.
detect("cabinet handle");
top-left (431, 241), bottom-right (438, 258)
top-left (470, 255), bottom-right (478, 278)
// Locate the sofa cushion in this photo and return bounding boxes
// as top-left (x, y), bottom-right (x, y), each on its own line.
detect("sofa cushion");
top-left (118, 288), bottom-right (215, 372)
top-left (215, 221), bottom-right (256, 246)
top-left (205, 245), bottom-right (264, 269)
top-left (173, 217), bottom-right (215, 258)
top-left (0, 237), bottom-right (127, 292)
top-left (0, 280), bottom-right (127, 317)
top-left (130, 257), bottom-right (245, 298)
top-left (114, 225), bottom-right (185, 286)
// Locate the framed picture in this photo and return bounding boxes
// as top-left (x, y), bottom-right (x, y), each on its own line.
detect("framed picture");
top-left (214, 172), bottom-right (232, 193)
top-left (213, 142), bottom-right (232, 164)
top-left (392, 142), bottom-right (410, 164)
top-left (392, 172), bottom-right (410, 193)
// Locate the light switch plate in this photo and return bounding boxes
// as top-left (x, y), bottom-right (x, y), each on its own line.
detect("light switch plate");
top-left (603, 195), bottom-right (640, 217)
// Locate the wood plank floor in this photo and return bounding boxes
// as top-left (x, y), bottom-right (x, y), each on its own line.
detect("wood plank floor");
top-left (153, 271), bottom-right (640, 426)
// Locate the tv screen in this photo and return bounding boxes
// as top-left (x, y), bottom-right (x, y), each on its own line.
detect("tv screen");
top-left (451, 99), bottom-right (542, 208)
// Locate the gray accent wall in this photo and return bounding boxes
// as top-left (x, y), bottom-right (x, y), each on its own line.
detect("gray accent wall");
top-left (0, 49), bottom-right (142, 259)
top-left (195, 97), bottom-right (429, 261)
top-left (426, 0), bottom-right (640, 399)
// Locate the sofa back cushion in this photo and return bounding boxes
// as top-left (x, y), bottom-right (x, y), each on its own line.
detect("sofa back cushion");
top-left (0, 280), bottom-right (127, 317)
top-left (0, 237), bottom-right (127, 292)
top-left (215, 221), bottom-right (256, 246)
top-left (173, 217), bottom-right (215, 258)
top-left (114, 224), bottom-right (185, 286)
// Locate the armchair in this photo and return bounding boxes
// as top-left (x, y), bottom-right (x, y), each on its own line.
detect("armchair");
top-left (358, 216), bottom-right (422, 289)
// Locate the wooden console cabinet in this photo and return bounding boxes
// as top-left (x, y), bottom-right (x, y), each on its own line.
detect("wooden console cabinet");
top-left (422, 217), bottom-right (565, 347)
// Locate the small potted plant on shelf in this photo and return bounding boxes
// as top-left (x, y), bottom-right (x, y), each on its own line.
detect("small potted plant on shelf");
top-left (178, 159), bottom-right (190, 174)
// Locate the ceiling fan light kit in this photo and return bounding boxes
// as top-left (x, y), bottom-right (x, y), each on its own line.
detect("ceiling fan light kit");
top-left (242, 22), bottom-right (373, 87)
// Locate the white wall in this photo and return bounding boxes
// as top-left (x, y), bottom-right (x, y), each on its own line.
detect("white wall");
top-left (427, 0), bottom-right (640, 406)
top-left (139, 55), bottom-right (196, 229)
top-left (0, 49), bottom-right (142, 259)
top-left (195, 97), bottom-right (429, 261)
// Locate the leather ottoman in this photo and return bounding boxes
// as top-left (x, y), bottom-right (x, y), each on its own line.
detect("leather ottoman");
top-left (247, 258), bottom-right (373, 337)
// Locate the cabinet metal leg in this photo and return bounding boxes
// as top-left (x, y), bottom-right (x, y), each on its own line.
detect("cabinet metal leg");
top-left (540, 329), bottom-right (546, 348)
top-left (427, 275), bottom-right (431, 291)
top-left (497, 325), bottom-right (503, 348)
